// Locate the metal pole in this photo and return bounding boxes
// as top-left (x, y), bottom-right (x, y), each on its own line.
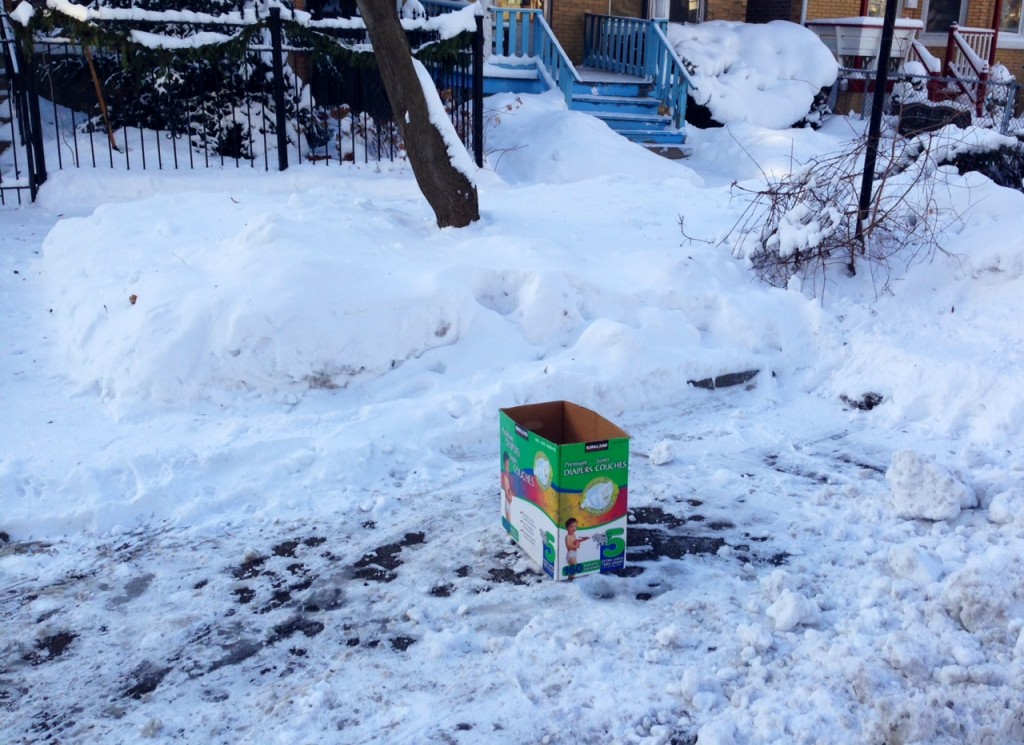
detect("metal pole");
top-left (24, 38), bottom-right (46, 193)
top-left (473, 13), bottom-right (484, 168)
top-left (854, 0), bottom-right (898, 264)
top-left (269, 7), bottom-right (289, 171)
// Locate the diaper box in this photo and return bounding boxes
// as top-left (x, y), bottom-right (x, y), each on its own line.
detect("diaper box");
top-left (500, 401), bottom-right (629, 580)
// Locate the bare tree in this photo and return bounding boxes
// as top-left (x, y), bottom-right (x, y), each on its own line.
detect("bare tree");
top-left (356, 0), bottom-right (480, 228)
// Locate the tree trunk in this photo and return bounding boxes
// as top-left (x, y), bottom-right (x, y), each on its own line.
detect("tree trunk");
top-left (356, 0), bottom-right (480, 228)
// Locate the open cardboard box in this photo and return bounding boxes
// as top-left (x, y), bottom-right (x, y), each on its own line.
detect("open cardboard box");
top-left (500, 401), bottom-right (629, 580)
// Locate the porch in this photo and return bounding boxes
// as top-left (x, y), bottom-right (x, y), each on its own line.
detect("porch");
top-left (806, 12), bottom-right (1016, 118)
top-left (428, 2), bottom-right (695, 154)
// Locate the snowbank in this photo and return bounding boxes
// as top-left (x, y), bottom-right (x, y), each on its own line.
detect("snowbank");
top-left (670, 20), bottom-right (839, 129)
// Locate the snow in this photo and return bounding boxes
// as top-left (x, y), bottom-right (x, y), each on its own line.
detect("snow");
top-left (30, 0), bottom-right (480, 37)
top-left (886, 450), bottom-right (977, 521)
top-left (131, 28), bottom-right (238, 49)
top-left (10, 0), bottom-right (34, 24)
top-left (669, 20), bottom-right (839, 129)
top-left (3, 20), bottom-right (1024, 745)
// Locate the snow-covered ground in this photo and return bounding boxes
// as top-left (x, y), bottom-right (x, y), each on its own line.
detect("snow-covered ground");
top-left (4, 27), bottom-right (1024, 745)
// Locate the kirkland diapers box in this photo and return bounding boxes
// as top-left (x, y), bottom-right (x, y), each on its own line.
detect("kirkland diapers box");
top-left (500, 401), bottom-right (628, 581)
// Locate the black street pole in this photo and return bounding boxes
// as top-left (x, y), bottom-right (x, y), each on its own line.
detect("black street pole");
top-left (473, 13), bottom-right (484, 168)
top-left (853, 0), bottom-right (899, 270)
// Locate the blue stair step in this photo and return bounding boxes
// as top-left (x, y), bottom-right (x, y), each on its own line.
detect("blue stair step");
top-left (590, 110), bottom-right (674, 132)
top-left (571, 93), bottom-right (661, 115)
top-left (572, 80), bottom-right (649, 98)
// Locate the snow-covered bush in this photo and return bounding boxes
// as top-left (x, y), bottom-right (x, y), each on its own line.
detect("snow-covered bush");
top-left (726, 122), bottom-right (1021, 291)
top-left (669, 20), bottom-right (838, 130)
top-left (32, 0), bottom-right (325, 159)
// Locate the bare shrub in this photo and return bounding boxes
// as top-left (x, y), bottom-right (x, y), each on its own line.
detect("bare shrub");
top-left (720, 125), bottom-right (966, 296)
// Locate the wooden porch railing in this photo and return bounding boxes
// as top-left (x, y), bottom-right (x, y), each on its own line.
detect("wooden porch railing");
top-left (583, 14), bottom-right (694, 129)
top-left (646, 20), bottom-right (694, 130)
top-left (944, 24), bottom-right (991, 115)
top-left (583, 13), bottom-right (649, 77)
top-left (491, 8), bottom-right (581, 105)
top-left (907, 39), bottom-right (940, 73)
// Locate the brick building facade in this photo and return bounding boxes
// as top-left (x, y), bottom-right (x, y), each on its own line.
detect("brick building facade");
top-left (548, 0), bottom-right (1024, 76)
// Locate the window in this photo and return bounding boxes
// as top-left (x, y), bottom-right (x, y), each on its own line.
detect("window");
top-left (925, 0), bottom-right (964, 33)
top-left (1002, 0), bottom-right (1023, 33)
top-left (669, 0), bottom-right (703, 23)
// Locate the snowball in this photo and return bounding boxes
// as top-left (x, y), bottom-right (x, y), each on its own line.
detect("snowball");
top-left (735, 622), bottom-right (772, 652)
top-left (766, 589), bottom-right (821, 632)
top-left (649, 440), bottom-right (676, 466)
top-left (655, 624), bottom-right (684, 648)
top-left (10, 1), bottom-right (34, 24)
top-left (888, 545), bottom-right (945, 584)
top-left (987, 488), bottom-right (1023, 525)
top-left (885, 450), bottom-right (976, 521)
top-left (942, 548), bottom-right (1024, 632)
top-left (696, 720), bottom-right (736, 745)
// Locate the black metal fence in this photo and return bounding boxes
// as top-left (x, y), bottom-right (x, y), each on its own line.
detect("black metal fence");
top-left (0, 5), bottom-right (483, 203)
top-left (830, 68), bottom-right (1024, 137)
top-left (1, 10), bottom-right (46, 205)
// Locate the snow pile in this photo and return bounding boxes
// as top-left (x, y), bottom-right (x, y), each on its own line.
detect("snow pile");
top-left (886, 449), bottom-right (976, 521)
top-left (669, 20), bottom-right (839, 128)
top-left (942, 547), bottom-right (1024, 634)
top-left (988, 488), bottom-right (1024, 525)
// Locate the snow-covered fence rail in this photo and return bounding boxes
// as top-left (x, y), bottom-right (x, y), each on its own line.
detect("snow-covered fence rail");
top-left (3, 2), bottom-right (483, 187)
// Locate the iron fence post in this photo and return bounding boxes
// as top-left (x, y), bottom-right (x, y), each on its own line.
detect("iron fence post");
top-left (23, 37), bottom-right (46, 193)
top-left (269, 7), bottom-right (289, 171)
top-left (1000, 81), bottom-right (1018, 135)
top-left (473, 13), bottom-right (483, 168)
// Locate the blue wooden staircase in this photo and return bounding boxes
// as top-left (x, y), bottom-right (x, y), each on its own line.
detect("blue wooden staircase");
top-left (477, 7), bottom-right (694, 157)
top-left (571, 71), bottom-right (686, 154)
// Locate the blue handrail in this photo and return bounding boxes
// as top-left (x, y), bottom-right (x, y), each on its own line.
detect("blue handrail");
top-left (645, 20), bottom-right (694, 129)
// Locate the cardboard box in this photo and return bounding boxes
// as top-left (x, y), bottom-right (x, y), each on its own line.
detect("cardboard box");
top-left (500, 401), bottom-right (629, 580)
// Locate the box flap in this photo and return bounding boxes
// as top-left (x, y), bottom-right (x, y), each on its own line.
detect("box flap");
top-left (502, 401), bottom-right (627, 445)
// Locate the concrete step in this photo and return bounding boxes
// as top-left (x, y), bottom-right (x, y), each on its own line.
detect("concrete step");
top-left (615, 127), bottom-right (686, 146)
top-left (644, 144), bottom-right (691, 159)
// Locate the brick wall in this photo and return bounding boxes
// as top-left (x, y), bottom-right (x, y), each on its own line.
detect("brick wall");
top-left (552, 0), bottom-right (645, 63)
top-left (744, 0), bottom-right (800, 22)
top-left (551, 0), bottom-right (605, 63)
top-left (705, 0), bottom-right (747, 20)
top-left (804, 0), bottom-right (864, 19)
